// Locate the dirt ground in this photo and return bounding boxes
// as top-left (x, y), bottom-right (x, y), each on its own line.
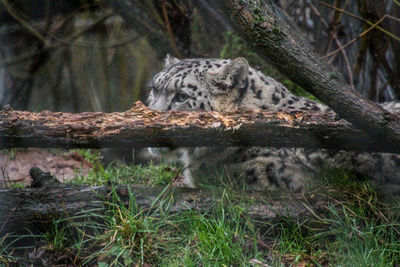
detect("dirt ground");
top-left (0, 148), bottom-right (92, 187)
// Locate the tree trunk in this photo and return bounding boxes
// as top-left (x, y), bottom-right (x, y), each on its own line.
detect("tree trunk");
top-left (218, 0), bottom-right (400, 151)
top-left (0, 184), bottom-right (329, 236)
top-left (0, 101), bottom-right (397, 153)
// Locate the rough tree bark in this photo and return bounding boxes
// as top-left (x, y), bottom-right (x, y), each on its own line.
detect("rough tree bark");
top-left (0, 184), bottom-right (329, 236)
top-left (0, 102), bottom-right (397, 153)
top-left (218, 0), bottom-right (400, 151)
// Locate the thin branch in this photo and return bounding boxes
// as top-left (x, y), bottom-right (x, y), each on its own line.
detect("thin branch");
top-left (0, 191), bottom-right (31, 235)
top-left (0, 12), bottom-right (113, 67)
top-left (322, 15), bottom-right (389, 59)
top-left (309, 2), bottom-right (355, 90)
top-left (316, 1), bottom-right (400, 42)
top-left (54, 33), bottom-right (140, 49)
top-left (161, 2), bottom-right (183, 58)
top-left (1, 0), bottom-right (49, 45)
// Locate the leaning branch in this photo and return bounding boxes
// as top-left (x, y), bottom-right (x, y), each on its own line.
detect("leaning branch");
top-left (220, 0), bottom-right (400, 151)
top-left (0, 101), bottom-right (396, 153)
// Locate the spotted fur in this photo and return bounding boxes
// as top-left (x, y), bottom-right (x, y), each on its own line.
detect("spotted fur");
top-left (147, 56), bottom-right (400, 192)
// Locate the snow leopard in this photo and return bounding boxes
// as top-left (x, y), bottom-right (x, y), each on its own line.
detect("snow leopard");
top-left (147, 56), bottom-right (400, 192)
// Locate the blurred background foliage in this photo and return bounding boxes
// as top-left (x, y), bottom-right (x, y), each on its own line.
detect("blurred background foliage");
top-left (0, 0), bottom-right (399, 113)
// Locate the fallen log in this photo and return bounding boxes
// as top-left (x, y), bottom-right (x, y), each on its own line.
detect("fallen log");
top-left (0, 183), bottom-right (328, 236)
top-left (0, 101), bottom-right (397, 153)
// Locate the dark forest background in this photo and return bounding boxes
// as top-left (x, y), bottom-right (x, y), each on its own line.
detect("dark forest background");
top-left (0, 0), bottom-right (399, 113)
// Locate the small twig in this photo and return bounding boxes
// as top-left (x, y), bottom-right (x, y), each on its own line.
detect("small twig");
top-left (308, 3), bottom-right (355, 90)
top-left (63, 34), bottom-right (140, 49)
top-left (324, 0), bottom-right (342, 54)
top-left (249, 259), bottom-right (271, 267)
top-left (333, 39), bottom-right (355, 90)
top-left (245, 235), bottom-right (277, 253)
top-left (316, 1), bottom-right (400, 42)
top-left (138, 0), bottom-right (165, 27)
top-left (322, 15), bottom-right (388, 59)
top-left (0, 191), bottom-right (31, 235)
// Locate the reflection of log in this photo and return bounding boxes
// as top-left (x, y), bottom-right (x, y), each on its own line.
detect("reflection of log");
top-left (0, 185), bottom-right (328, 236)
top-left (0, 101), bottom-right (397, 153)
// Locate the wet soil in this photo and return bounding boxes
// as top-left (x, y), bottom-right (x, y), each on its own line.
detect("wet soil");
top-left (0, 148), bottom-right (92, 187)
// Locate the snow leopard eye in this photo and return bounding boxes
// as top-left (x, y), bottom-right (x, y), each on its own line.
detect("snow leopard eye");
top-left (175, 92), bottom-right (189, 102)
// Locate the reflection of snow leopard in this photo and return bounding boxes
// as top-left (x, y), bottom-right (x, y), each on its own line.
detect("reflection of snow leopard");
top-left (147, 56), bottom-right (400, 192)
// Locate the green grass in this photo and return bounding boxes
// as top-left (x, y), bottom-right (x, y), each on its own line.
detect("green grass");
top-left (0, 235), bottom-right (18, 265)
top-left (316, 167), bottom-right (400, 266)
top-left (70, 162), bottom-right (179, 186)
top-left (43, 220), bottom-right (69, 251)
top-left (18, 186), bottom-right (263, 266)
top-left (73, 148), bottom-right (103, 166)
top-left (273, 167), bottom-right (400, 266)
top-left (2, 150), bottom-right (400, 266)
top-left (80, 187), bottom-right (177, 266)
top-left (325, 206), bottom-right (400, 266)
top-left (179, 193), bottom-right (261, 266)
top-left (70, 149), bottom-right (180, 186)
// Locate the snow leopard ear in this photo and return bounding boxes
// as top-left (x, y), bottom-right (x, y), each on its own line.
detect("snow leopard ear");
top-left (212, 57), bottom-right (249, 92)
top-left (165, 55), bottom-right (181, 68)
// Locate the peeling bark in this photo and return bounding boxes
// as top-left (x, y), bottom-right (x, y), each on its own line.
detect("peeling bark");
top-left (218, 0), bottom-right (400, 151)
top-left (0, 101), bottom-right (397, 153)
